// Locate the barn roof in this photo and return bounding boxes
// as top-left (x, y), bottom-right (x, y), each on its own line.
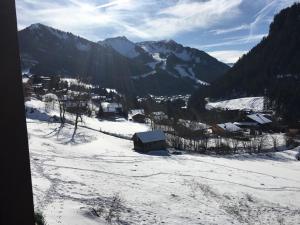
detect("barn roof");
top-left (247, 113), bottom-right (272, 124)
top-left (217, 122), bottom-right (242, 132)
top-left (134, 130), bottom-right (166, 143)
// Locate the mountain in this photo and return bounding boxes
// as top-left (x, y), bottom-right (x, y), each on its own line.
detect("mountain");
top-left (189, 3), bottom-right (300, 123)
top-left (19, 23), bottom-right (150, 93)
top-left (137, 40), bottom-right (229, 84)
top-left (101, 37), bottom-right (229, 92)
top-left (18, 23), bottom-right (229, 95)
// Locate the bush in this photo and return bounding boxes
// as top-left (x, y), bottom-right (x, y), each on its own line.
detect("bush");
top-left (35, 212), bottom-right (46, 225)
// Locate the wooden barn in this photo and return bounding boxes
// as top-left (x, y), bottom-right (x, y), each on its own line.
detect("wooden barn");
top-left (128, 109), bottom-right (145, 123)
top-left (132, 130), bottom-right (166, 152)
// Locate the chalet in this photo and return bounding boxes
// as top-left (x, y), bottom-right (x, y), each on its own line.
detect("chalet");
top-left (132, 130), bottom-right (166, 152)
top-left (212, 122), bottom-right (242, 134)
top-left (128, 109), bottom-right (145, 123)
top-left (101, 102), bottom-right (123, 117)
top-left (246, 113), bottom-right (272, 133)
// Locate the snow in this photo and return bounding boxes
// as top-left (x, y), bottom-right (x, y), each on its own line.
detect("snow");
top-left (129, 109), bottom-right (145, 116)
top-left (206, 97), bottom-right (265, 112)
top-left (102, 37), bottom-right (140, 58)
top-left (61, 78), bottom-right (95, 89)
top-left (131, 70), bottom-right (156, 79)
top-left (174, 65), bottom-right (209, 85)
top-left (178, 119), bottom-right (210, 131)
top-left (101, 102), bottom-right (122, 113)
top-left (105, 88), bottom-right (118, 94)
top-left (146, 61), bottom-right (159, 69)
top-left (26, 99), bottom-right (300, 225)
top-left (174, 65), bottom-right (190, 78)
top-left (139, 41), bottom-right (191, 62)
top-left (217, 122), bottom-right (242, 132)
top-left (23, 77), bottom-right (30, 83)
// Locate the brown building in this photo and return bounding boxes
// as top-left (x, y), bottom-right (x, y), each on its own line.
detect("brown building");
top-left (132, 130), bottom-right (166, 152)
top-left (129, 109), bottom-right (145, 123)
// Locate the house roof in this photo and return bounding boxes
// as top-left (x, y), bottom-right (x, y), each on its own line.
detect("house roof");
top-left (129, 109), bottom-right (145, 116)
top-left (217, 122), bottom-right (242, 132)
top-left (233, 122), bottom-right (258, 127)
top-left (247, 113), bottom-right (272, 124)
top-left (134, 130), bottom-right (166, 143)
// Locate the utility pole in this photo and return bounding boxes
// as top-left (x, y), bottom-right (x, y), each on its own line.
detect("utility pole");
top-left (0, 1), bottom-right (35, 225)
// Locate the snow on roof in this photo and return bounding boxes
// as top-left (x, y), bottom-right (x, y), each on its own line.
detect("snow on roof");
top-left (247, 113), bottom-right (272, 124)
top-left (129, 109), bottom-right (145, 116)
top-left (101, 102), bottom-right (122, 113)
top-left (134, 130), bottom-right (166, 143)
top-left (233, 122), bottom-right (258, 127)
top-left (217, 123), bottom-right (242, 132)
top-left (43, 93), bottom-right (58, 101)
top-left (22, 77), bottom-right (30, 83)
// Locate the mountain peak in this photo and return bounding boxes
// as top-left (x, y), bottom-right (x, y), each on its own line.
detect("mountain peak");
top-left (27, 23), bottom-right (46, 30)
top-left (103, 36), bottom-right (130, 42)
top-left (100, 36), bottom-right (140, 58)
top-left (161, 39), bottom-right (177, 44)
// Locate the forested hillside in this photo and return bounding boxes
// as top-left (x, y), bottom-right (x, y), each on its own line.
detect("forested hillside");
top-left (190, 3), bottom-right (300, 124)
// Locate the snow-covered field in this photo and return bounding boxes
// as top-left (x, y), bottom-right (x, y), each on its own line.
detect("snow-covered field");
top-left (206, 97), bottom-right (264, 112)
top-left (27, 108), bottom-right (300, 224)
top-left (26, 98), bottom-right (150, 138)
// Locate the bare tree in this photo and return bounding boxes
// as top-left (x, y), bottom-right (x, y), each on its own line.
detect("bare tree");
top-left (67, 91), bottom-right (90, 141)
top-left (270, 135), bottom-right (280, 151)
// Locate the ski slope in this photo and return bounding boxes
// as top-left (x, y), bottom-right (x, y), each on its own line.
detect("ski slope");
top-left (206, 97), bottom-right (264, 112)
top-left (27, 118), bottom-right (300, 224)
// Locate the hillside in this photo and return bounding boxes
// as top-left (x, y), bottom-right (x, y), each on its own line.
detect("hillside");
top-left (19, 24), bottom-right (147, 94)
top-left (26, 98), bottom-right (300, 225)
top-left (208, 3), bottom-right (300, 98)
top-left (190, 3), bottom-right (300, 122)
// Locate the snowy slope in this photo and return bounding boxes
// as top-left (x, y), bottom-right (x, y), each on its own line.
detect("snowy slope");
top-left (100, 36), bottom-right (140, 59)
top-left (28, 121), bottom-right (300, 225)
top-left (206, 97), bottom-right (265, 112)
top-left (27, 99), bottom-right (300, 225)
top-left (25, 98), bottom-right (149, 138)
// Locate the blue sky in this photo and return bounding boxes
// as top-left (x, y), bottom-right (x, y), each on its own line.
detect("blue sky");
top-left (16, 0), bottom-right (299, 63)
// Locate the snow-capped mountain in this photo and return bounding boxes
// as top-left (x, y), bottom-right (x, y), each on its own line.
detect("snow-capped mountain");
top-left (137, 40), bottom-right (229, 84)
top-left (19, 23), bottom-right (229, 95)
top-left (99, 36), bottom-right (141, 59)
top-left (100, 37), bottom-right (229, 86)
top-left (18, 23), bottom-right (149, 92)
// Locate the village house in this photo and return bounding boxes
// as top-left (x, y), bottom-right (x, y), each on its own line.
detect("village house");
top-left (132, 130), bottom-right (166, 152)
top-left (100, 102), bottom-right (123, 117)
top-left (212, 122), bottom-right (242, 135)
